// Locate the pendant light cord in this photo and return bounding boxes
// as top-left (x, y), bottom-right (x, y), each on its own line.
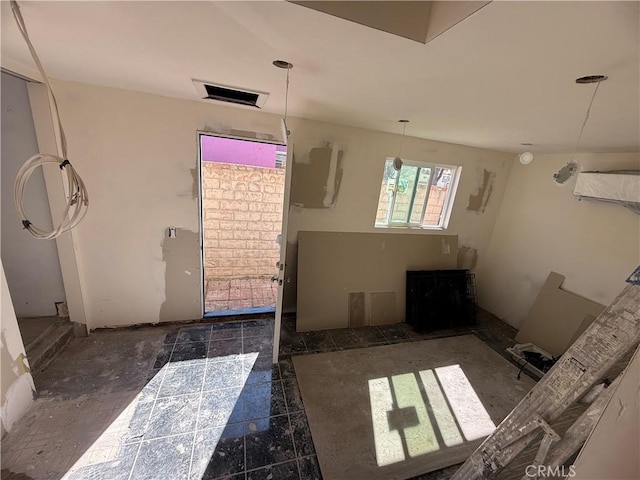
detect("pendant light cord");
top-left (569, 81), bottom-right (601, 163)
top-left (284, 67), bottom-right (290, 123)
top-left (10, 0), bottom-right (89, 239)
top-left (399, 121), bottom-right (407, 157)
top-left (11, 0), bottom-right (67, 159)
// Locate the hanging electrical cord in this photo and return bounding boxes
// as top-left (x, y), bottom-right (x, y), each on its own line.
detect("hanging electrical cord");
top-left (10, 0), bottom-right (88, 239)
top-left (553, 75), bottom-right (607, 185)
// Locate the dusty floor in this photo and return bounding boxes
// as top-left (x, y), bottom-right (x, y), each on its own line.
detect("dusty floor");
top-left (205, 276), bottom-right (277, 313)
top-left (2, 311), bottom-right (548, 480)
top-left (294, 335), bottom-right (536, 480)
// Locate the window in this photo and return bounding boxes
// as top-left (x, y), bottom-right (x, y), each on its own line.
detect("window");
top-left (375, 158), bottom-right (460, 229)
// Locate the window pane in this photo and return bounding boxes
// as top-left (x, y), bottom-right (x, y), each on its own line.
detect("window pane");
top-left (375, 160), bottom-right (396, 225)
top-left (409, 168), bottom-right (432, 223)
top-left (391, 165), bottom-right (419, 223)
top-left (422, 167), bottom-right (454, 226)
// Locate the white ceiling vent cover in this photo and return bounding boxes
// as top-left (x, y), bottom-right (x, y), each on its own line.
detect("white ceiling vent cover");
top-left (192, 79), bottom-right (269, 108)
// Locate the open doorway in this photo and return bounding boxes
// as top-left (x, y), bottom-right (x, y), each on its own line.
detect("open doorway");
top-left (2, 71), bottom-right (73, 374)
top-left (199, 133), bottom-right (287, 317)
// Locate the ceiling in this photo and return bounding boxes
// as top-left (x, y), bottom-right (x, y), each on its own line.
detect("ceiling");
top-left (2, 1), bottom-right (638, 154)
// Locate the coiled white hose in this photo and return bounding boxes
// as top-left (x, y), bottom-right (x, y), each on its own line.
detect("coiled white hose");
top-left (14, 154), bottom-right (89, 239)
top-left (10, 0), bottom-right (88, 239)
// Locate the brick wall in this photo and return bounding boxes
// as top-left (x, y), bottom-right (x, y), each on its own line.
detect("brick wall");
top-left (202, 162), bottom-right (284, 278)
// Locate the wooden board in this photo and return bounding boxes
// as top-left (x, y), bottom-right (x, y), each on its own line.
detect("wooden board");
top-left (515, 272), bottom-right (605, 357)
top-left (297, 231), bottom-right (457, 331)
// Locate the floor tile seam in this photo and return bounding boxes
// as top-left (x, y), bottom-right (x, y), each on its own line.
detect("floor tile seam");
top-left (172, 338), bottom-right (212, 345)
top-left (244, 456), bottom-right (302, 475)
top-left (161, 362), bottom-right (208, 375)
top-left (242, 313), bottom-right (248, 480)
top-left (188, 337), bottom-right (218, 480)
top-left (209, 333), bottom-right (243, 340)
top-left (286, 412), bottom-right (300, 476)
top-left (326, 332), bottom-right (339, 351)
top-left (245, 411), bottom-right (289, 425)
top-left (155, 386), bottom-right (228, 401)
top-left (295, 457), bottom-right (304, 480)
top-left (121, 429), bottom-right (196, 444)
top-left (242, 380), bottom-right (285, 423)
top-left (196, 336), bottom-right (226, 478)
top-left (281, 377), bottom-right (302, 415)
top-left (126, 338), bottom-right (178, 480)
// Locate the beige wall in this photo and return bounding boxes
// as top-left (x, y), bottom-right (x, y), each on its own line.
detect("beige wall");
top-left (477, 153), bottom-right (640, 329)
top-left (1, 261), bottom-right (36, 437)
top-left (44, 80), bottom-right (282, 329)
top-left (39, 79), bottom-right (513, 328)
top-left (285, 122), bottom-right (514, 311)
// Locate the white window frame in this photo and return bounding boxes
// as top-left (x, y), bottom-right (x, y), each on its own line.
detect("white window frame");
top-left (375, 157), bottom-right (461, 230)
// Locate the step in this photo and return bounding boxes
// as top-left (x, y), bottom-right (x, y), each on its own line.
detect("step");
top-left (26, 320), bottom-right (75, 372)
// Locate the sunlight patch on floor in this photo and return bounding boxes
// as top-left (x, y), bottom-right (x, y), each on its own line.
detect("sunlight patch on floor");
top-left (65, 351), bottom-right (258, 478)
top-left (369, 364), bottom-right (495, 467)
top-left (435, 365), bottom-right (496, 441)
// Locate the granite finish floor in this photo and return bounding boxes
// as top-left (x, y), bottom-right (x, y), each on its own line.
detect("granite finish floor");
top-left (2, 311), bottom-right (526, 480)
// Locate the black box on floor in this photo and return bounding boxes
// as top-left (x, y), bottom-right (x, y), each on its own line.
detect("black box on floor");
top-left (406, 269), bottom-right (478, 332)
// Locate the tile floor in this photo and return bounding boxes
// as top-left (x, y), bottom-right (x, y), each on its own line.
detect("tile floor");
top-left (1, 311), bottom-right (526, 480)
top-left (205, 277), bottom-right (277, 313)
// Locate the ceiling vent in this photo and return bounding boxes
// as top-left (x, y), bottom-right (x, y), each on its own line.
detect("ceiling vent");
top-left (192, 79), bottom-right (269, 108)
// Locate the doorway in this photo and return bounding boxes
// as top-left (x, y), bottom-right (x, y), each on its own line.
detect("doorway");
top-left (198, 133), bottom-right (287, 317)
top-left (1, 71), bottom-right (72, 372)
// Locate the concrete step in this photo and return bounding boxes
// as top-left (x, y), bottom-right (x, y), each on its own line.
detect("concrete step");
top-left (25, 320), bottom-right (74, 372)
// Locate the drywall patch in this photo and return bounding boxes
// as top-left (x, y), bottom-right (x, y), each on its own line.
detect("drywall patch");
top-left (441, 238), bottom-right (452, 256)
top-left (467, 168), bottom-right (495, 212)
top-left (15, 353), bottom-right (30, 375)
top-left (1, 332), bottom-right (20, 394)
top-left (159, 228), bottom-right (202, 323)
top-left (1, 374), bottom-right (35, 433)
top-left (0, 331), bottom-right (36, 434)
top-left (190, 168), bottom-right (199, 199)
top-left (290, 144), bottom-right (344, 208)
top-left (457, 246), bottom-right (478, 270)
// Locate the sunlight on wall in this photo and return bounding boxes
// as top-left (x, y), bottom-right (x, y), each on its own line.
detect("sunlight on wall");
top-left (368, 364), bottom-right (496, 467)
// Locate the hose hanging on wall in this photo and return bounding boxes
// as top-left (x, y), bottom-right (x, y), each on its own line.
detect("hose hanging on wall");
top-left (10, 0), bottom-right (88, 239)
